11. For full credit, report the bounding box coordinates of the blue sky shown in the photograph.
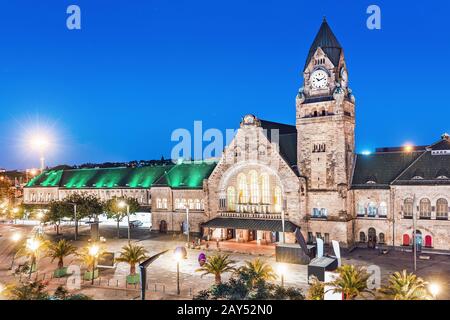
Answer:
[0,0,449,169]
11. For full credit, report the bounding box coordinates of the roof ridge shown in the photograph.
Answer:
[391,150,428,184]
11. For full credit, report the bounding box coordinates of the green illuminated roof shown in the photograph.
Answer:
[154,161,217,189]
[26,170,64,187]
[25,161,217,190]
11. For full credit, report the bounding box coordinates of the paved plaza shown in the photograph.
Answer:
[1,223,449,300]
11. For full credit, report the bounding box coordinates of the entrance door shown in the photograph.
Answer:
[248,230,256,242]
[226,229,235,240]
[368,228,377,249]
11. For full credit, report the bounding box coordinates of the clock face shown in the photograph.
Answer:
[311,69,328,89]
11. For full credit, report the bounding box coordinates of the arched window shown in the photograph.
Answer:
[436,198,448,219]
[249,170,259,204]
[379,233,385,244]
[357,202,365,216]
[261,173,270,204]
[359,232,366,243]
[227,187,236,211]
[188,199,194,210]
[368,202,377,217]
[403,198,413,218]
[419,198,431,219]
[379,202,387,217]
[156,198,162,209]
[237,173,249,204]
[180,198,186,210]
[174,198,180,210]
[274,186,282,213]
[162,198,168,209]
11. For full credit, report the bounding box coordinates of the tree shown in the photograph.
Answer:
[46,239,78,270]
[6,281,49,300]
[378,270,432,300]
[0,178,15,204]
[63,193,104,238]
[307,276,324,300]
[326,265,372,300]
[46,201,72,235]
[194,271,304,301]
[115,242,148,275]
[103,196,140,238]
[196,254,236,285]
[237,258,277,287]
[16,236,49,276]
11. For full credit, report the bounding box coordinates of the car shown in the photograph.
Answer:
[129,220,143,228]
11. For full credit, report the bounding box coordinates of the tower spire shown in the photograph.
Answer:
[304,19,342,71]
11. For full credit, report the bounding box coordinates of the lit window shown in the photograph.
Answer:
[180,198,186,210]
[238,173,249,204]
[357,202,365,216]
[419,199,431,219]
[162,198,168,209]
[227,187,236,211]
[175,198,180,210]
[368,202,377,217]
[195,199,201,210]
[188,199,194,210]
[379,202,387,217]
[436,198,448,219]
[261,173,270,204]
[156,198,162,209]
[403,198,413,217]
[249,170,259,204]
[274,186,282,213]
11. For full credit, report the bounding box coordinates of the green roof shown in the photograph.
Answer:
[26,161,217,190]
[154,161,217,189]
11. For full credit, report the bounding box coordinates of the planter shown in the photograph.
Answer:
[83,269,99,281]
[126,274,140,284]
[54,267,68,278]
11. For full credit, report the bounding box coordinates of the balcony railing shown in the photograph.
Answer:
[219,211,282,220]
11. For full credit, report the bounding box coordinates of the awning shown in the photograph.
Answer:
[202,217,299,232]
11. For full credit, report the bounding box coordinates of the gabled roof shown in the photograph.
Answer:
[304,18,343,71]
[393,138,450,185]
[260,119,298,169]
[352,137,450,188]
[351,151,423,189]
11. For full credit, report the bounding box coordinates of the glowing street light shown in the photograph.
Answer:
[403,143,414,153]
[26,238,41,278]
[118,200,131,241]
[89,244,100,285]
[30,135,49,171]
[429,283,440,299]
[277,263,287,287]
[9,232,22,270]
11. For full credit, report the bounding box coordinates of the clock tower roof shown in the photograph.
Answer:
[304,18,343,71]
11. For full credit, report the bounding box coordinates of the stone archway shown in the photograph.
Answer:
[368,228,377,249]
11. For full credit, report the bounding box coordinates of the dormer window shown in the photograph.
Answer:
[366,180,376,184]
[412,176,424,180]
[437,175,449,180]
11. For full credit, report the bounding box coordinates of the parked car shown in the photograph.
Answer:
[129,220,143,228]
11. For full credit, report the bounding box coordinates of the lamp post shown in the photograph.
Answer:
[89,244,99,285]
[277,263,287,288]
[174,250,182,295]
[185,206,190,244]
[412,195,417,272]
[281,209,286,244]
[9,232,22,270]
[27,238,40,279]
[118,200,131,241]
[69,203,78,241]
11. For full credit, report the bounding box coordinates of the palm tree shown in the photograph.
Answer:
[307,276,325,300]
[378,270,432,300]
[46,239,78,270]
[115,243,149,275]
[326,265,372,300]
[238,258,277,287]
[196,254,236,285]
[16,237,48,277]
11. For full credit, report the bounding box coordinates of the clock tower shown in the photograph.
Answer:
[296,18,355,218]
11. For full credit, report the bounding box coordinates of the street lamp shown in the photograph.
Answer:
[174,250,183,295]
[277,263,287,287]
[30,136,49,172]
[89,244,100,285]
[26,238,40,279]
[9,232,22,270]
[118,200,131,241]
[429,283,440,299]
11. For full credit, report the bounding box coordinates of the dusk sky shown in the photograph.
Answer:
[0,0,449,170]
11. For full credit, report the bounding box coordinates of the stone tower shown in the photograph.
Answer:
[296,18,355,218]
